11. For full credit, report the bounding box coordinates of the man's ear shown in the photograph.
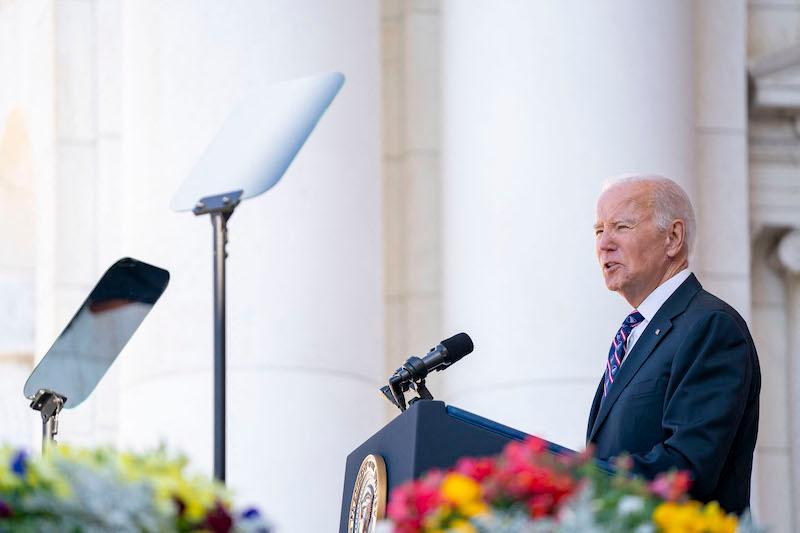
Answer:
[665,219,686,258]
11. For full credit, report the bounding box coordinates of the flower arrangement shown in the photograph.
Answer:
[381,437,763,533]
[0,445,269,532]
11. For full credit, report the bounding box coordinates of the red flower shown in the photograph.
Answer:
[649,470,692,502]
[204,502,234,533]
[523,437,548,454]
[527,493,555,518]
[612,454,633,472]
[387,472,445,532]
[484,437,576,517]
[386,436,582,529]
[454,457,496,482]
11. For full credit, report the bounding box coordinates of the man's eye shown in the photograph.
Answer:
[595,229,603,236]
[617,224,629,230]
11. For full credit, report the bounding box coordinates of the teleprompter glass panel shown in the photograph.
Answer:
[170,71,345,211]
[23,258,170,408]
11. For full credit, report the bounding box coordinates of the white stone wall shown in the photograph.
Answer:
[438,0,695,451]
[0,0,54,448]
[116,2,383,532]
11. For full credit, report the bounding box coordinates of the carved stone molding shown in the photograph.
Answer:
[778,229,800,275]
[749,119,800,232]
[749,43,800,236]
[749,43,800,116]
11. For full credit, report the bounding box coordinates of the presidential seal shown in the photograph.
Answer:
[348,454,387,533]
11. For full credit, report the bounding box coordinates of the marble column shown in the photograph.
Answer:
[439,1,696,449]
[750,231,792,531]
[117,2,382,531]
[776,229,800,530]
[693,1,750,318]
[31,0,124,448]
[382,0,444,417]
[0,110,36,447]
[0,1,40,444]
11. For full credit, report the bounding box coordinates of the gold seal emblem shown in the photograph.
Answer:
[348,454,387,533]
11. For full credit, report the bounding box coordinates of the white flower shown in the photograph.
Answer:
[374,521,395,533]
[616,495,645,516]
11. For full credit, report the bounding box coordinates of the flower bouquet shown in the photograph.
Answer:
[381,437,763,533]
[0,445,269,533]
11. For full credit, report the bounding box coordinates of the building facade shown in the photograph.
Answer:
[0,1,798,531]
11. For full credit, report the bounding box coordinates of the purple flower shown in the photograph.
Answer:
[241,507,261,520]
[239,507,270,532]
[0,500,12,518]
[10,451,27,477]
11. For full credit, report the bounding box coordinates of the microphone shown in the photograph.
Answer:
[390,332,474,385]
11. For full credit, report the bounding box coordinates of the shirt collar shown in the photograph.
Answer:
[635,269,692,322]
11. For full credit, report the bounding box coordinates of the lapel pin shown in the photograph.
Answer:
[655,328,661,335]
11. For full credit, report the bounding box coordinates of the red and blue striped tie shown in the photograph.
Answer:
[604,310,644,397]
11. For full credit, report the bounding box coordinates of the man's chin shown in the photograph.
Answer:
[603,276,623,292]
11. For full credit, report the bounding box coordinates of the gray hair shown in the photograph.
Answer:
[603,174,696,255]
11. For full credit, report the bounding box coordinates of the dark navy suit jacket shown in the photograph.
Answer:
[586,274,760,514]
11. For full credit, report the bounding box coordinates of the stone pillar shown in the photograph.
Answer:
[775,230,800,530]
[0,0,74,447]
[693,1,750,318]
[31,0,124,448]
[117,2,382,531]
[381,1,443,410]
[751,231,793,531]
[0,1,41,445]
[0,108,36,446]
[439,1,695,449]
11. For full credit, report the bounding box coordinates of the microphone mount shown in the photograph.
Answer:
[380,333,474,412]
[380,357,434,412]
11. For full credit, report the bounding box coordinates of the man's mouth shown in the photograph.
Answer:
[603,262,621,272]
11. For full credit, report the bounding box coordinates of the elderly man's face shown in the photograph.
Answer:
[594,183,670,306]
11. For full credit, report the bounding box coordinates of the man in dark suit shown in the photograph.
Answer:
[587,175,760,514]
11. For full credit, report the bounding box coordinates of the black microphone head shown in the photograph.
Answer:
[440,332,473,364]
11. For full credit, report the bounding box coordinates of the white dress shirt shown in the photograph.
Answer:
[623,269,692,360]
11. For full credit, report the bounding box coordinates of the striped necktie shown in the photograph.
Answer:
[603,310,644,397]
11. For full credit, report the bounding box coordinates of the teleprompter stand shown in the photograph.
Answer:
[29,389,67,449]
[193,190,242,481]
[170,72,346,482]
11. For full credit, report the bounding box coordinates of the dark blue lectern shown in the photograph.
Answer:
[339,400,574,532]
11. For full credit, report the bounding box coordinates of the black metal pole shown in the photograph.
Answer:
[193,190,241,483]
[211,211,229,482]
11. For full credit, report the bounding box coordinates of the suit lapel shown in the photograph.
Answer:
[588,274,702,442]
[586,377,604,442]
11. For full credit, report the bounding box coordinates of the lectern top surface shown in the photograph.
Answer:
[170,71,345,212]
[23,258,170,409]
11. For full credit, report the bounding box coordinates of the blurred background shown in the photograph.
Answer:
[1,0,799,531]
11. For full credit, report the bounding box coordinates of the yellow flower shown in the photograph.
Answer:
[653,500,738,533]
[448,518,479,532]
[459,500,489,518]
[440,473,489,520]
[442,473,481,507]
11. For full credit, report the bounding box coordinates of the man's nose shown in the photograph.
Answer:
[597,231,616,251]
